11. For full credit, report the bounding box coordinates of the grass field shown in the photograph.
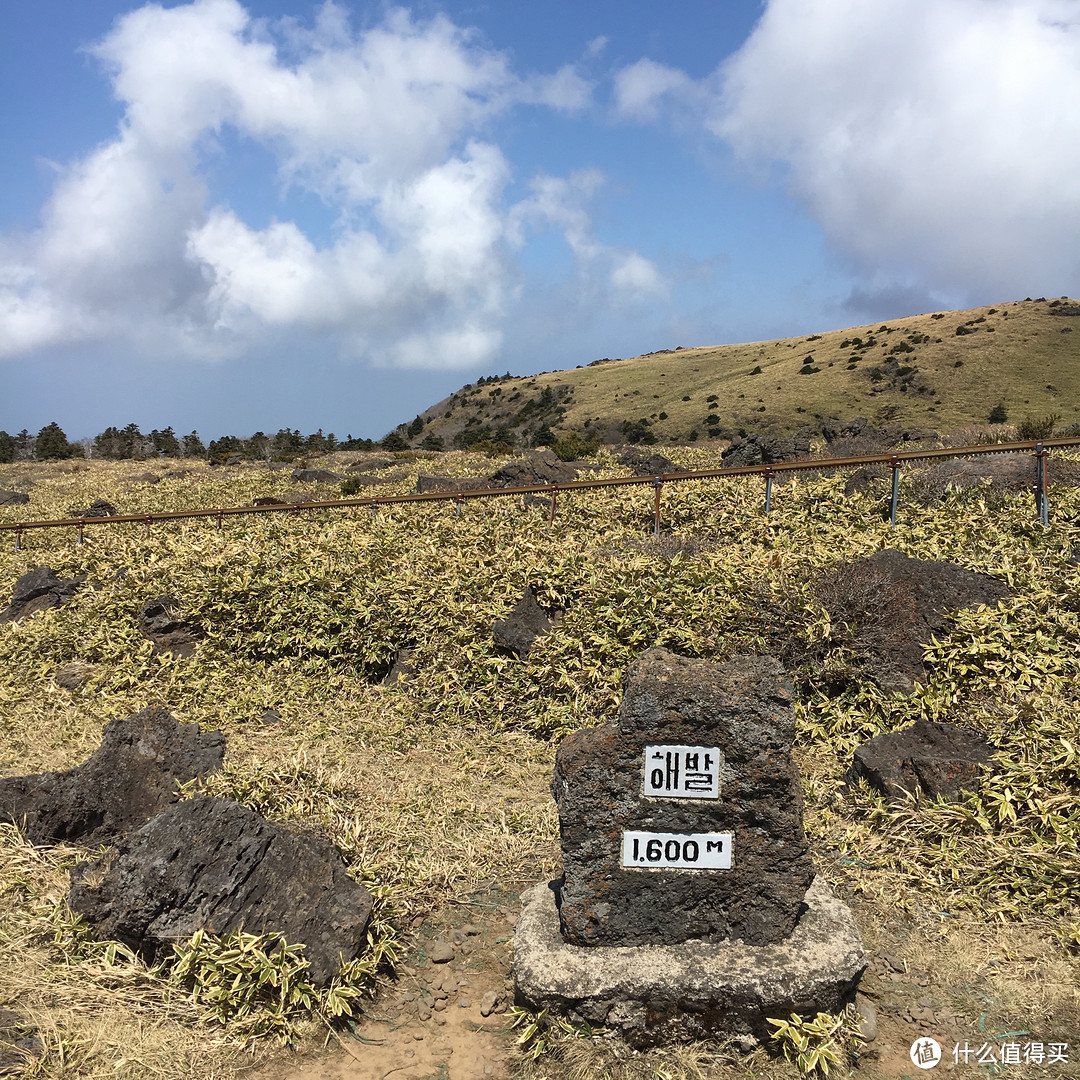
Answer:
[416,296,1080,448]
[1,448,1079,1079]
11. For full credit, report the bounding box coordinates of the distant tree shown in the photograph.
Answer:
[118,422,149,459]
[339,433,376,451]
[419,432,445,451]
[407,415,424,438]
[207,434,244,459]
[151,426,182,458]
[0,430,17,464]
[245,431,271,460]
[93,426,124,459]
[182,431,206,458]
[380,432,409,451]
[533,425,557,447]
[306,429,329,453]
[16,430,34,458]
[34,421,78,460]
[988,403,1009,424]
[271,429,305,459]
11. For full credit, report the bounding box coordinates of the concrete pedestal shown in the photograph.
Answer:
[513,875,866,1048]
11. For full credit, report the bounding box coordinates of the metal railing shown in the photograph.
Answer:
[2,438,1078,550]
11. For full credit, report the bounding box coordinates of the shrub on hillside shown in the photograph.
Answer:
[1016,413,1061,441]
[552,432,600,461]
[988,403,1009,424]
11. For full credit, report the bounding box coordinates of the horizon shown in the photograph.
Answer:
[3,0,1079,443]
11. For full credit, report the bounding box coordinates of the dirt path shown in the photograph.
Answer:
[250,885,521,1080]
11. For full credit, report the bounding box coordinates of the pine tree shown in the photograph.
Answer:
[34,421,76,460]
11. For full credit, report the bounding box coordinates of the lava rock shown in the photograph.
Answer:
[0,490,29,506]
[0,566,86,624]
[54,661,97,690]
[416,475,491,495]
[488,450,581,487]
[70,499,119,518]
[721,428,811,468]
[617,450,689,477]
[138,597,203,657]
[381,647,415,685]
[290,468,342,484]
[552,647,814,947]
[0,706,225,845]
[68,796,373,985]
[493,587,561,659]
[920,453,1038,492]
[848,720,997,800]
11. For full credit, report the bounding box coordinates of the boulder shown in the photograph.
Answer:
[844,465,887,496]
[552,648,814,947]
[0,706,225,845]
[291,468,342,484]
[493,587,561,659]
[721,428,811,469]
[488,450,581,488]
[138,597,203,657]
[381,647,415,686]
[0,567,86,624]
[54,661,97,690]
[70,499,119,518]
[68,796,373,986]
[617,450,689,477]
[848,721,997,800]
[253,496,290,507]
[813,549,1009,692]
[0,490,29,506]
[345,457,396,472]
[919,453,1036,492]
[342,474,393,486]
[416,475,491,495]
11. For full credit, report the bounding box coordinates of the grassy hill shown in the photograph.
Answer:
[1,452,1080,1079]
[406,296,1080,450]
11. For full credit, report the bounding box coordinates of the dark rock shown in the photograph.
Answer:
[488,450,581,487]
[721,428,811,469]
[253,496,290,506]
[382,647,415,685]
[70,498,118,518]
[617,449,689,477]
[291,468,342,484]
[54,661,97,690]
[844,465,887,496]
[0,490,29,506]
[521,493,553,511]
[552,648,814,947]
[259,709,282,726]
[821,417,879,443]
[138,597,203,657]
[918,453,1037,492]
[345,457,396,472]
[848,721,997,800]
[813,550,1009,692]
[493,587,560,658]
[0,706,224,845]
[129,473,161,485]
[68,796,373,985]
[225,453,245,466]
[0,566,86,624]
[416,475,491,495]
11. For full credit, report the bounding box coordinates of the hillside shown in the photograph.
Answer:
[403,296,1080,449]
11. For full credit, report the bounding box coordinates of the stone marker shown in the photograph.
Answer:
[552,648,813,946]
[514,646,866,1046]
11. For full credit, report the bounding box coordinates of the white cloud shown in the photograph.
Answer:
[613,0,1080,300]
[0,0,638,368]
[611,252,664,296]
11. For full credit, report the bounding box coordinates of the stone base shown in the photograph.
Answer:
[513,875,866,1048]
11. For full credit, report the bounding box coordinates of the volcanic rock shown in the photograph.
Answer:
[848,720,997,800]
[493,587,561,659]
[68,796,373,985]
[488,449,581,487]
[291,468,342,484]
[721,428,811,468]
[0,706,225,845]
[416,475,491,495]
[70,499,119,518]
[0,490,29,506]
[138,597,203,657]
[0,566,86,624]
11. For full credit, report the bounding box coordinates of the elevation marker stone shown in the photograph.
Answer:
[513,647,866,1046]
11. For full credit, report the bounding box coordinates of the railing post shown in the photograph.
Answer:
[14,526,23,552]
[77,519,85,546]
[1034,443,1049,525]
[764,468,774,515]
[144,515,153,538]
[456,495,463,517]
[371,502,377,520]
[652,476,663,536]
[889,457,901,529]
[216,509,223,530]
[549,485,558,526]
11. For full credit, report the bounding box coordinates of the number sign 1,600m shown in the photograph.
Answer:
[621,830,733,870]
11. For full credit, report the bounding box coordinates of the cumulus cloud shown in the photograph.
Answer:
[0,0,636,368]
[618,0,1080,300]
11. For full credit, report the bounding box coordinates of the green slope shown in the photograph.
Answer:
[403,296,1080,448]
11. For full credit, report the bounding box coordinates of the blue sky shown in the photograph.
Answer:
[2,0,1078,443]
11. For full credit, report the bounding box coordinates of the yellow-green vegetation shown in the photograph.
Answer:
[417,296,1080,447]
[2,450,1080,1079]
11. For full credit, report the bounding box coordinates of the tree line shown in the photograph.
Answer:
[0,422,386,463]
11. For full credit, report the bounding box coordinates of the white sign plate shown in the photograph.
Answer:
[621,830,733,870]
[642,745,721,799]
